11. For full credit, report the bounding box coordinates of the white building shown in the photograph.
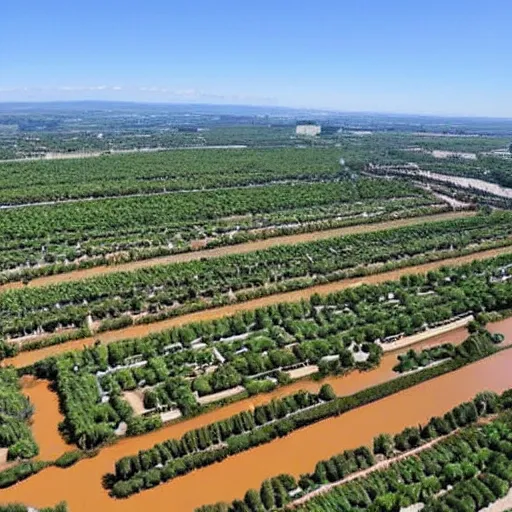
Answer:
[296,124,321,136]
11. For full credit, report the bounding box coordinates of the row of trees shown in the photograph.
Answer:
[109,387,331,496]
[393,343,456,373]
[0,503,67,512]
[0,147,345,205]
[2,195,440,281]
[107,330,502,498]
[25,254,512,450]
[198,388,512,512]
[3,211,511,339]
[0,177,426,273]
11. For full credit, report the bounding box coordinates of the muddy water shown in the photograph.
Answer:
[5,244,512,370]
[2,318,511,511]
[0,211,474,292]
[21,376,70,461]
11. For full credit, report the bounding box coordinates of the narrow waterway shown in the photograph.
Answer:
[0,210,473,292]
[2,318,511,512]
[21,376,70,461]
[4,244,512,370]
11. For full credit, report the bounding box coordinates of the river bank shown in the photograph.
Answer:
[3,317,511,512]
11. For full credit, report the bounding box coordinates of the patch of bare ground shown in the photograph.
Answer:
[381,316,474,353]
[196,386,246,405]
[122,390,148,417]
[287,365,319,379]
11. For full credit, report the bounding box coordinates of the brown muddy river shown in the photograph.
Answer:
[2,318,511,512]
[0,210,473,292]
[21,376,70,461]
[5,244,512,370]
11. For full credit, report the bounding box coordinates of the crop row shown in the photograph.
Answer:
[297,409,512,512]
[0,147,346,205]
[108,387,332,492]
[0,178,425,246]
[2,212,511,340]
[0,191,440,275]
[24,254,512,450]
[0,503,67,512]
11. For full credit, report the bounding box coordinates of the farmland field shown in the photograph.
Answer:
[2,212,510,345]
[1,118,512,512]
[0,177,443,279]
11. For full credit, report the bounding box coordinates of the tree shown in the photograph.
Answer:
[115,457,133,480]
[231,500,250,512]
[244,489,264,512]
[372,493,400,512]
[443,463,464,484]
[192,376,213,396]
[209,364,242,392]
[373,433,394,457]
[474,391,499,415]
[260,480,275,510]
[319,384,336,401]
[313,461,328,483]
[271,478,289,508]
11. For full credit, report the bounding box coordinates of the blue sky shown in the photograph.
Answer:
[1,0,511,116]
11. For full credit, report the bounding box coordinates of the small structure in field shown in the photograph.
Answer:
[296,122,321,136]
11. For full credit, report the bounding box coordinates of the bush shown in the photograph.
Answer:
[54,450,82,468]
[7,438,39,460]
[319,384,336,401]
[374,433,394,457]
[0,461,47,489]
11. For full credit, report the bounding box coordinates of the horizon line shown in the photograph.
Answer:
[1,99,512,122]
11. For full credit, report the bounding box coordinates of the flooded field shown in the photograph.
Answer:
[3,318,511,512]
[0,210,473,292]
[5,244,512,369]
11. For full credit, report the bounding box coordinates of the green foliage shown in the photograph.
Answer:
[288,414,512,512]
[28,253,512,451]
[0,504,67,512]
[393,343,456,373]
[0,461,47,488]
[374,433,394,457]
[54,450,83,468]
[0,367,38,459]
[109,328,507,499]
[0,161,430,282]
[319,384,336,401]
[3,212,512,340]
[109,390,322,495]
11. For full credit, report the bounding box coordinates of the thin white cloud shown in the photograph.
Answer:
[57,85,118,92]
[0,85,276,105]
